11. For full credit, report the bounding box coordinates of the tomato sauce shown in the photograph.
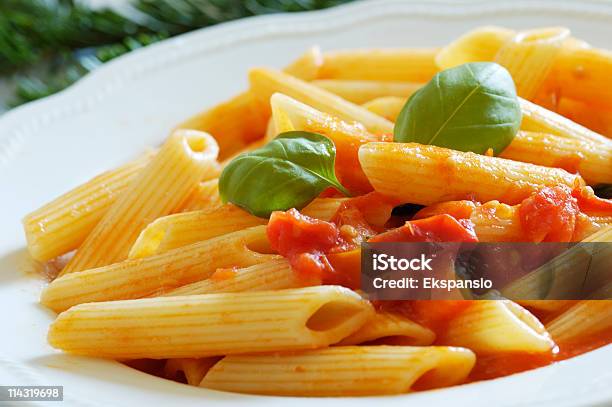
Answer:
[518,185,580,242]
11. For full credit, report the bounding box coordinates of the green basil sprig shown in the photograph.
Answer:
[394,62,522,155]
[219,131,349,218]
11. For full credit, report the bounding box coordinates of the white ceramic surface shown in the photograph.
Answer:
[1,1,611,406]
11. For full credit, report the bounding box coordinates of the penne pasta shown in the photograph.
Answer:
[470,201,524,242]
[47,286,375,359]
[557,97,612,138]
[436,26,514,69]
[546,300,612,344]
[161,258,314,296]
[359,142,581,206]
[270,92,380,193]
[500,131,612,185]
[439,301,556,354]
[249,68,394,135]
[495,27,570,100]
[178,178,222,212]
[520,98,611,145]
[554,45,612,110]
[319,48,439,83]
[362,96,406,122]
[41,226,276,312]
[301,197,347,221]
[338,311,435,346]
[177,47,323,159]
[128,204,265,259]
[201,346,475,396]
[311,80,421,104]
[22,151,153,262]
[59,130,220,276]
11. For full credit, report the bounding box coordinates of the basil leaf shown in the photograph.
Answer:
[219,131,349,218]
[394,62,521,155]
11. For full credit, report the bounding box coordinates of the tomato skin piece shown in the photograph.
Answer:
[572,186,612,215]
[518,186,580,242]
[369,214,478,243]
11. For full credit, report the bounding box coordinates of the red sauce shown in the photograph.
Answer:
[267,209,345,284]
[572,186,612,215]
[518,186,580,242]
[369,214,478,243]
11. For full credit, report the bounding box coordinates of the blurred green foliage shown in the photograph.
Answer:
[1,0,353,107]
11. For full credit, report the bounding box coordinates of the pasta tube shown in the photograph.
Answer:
[439,301,555,353]
[500,131,612,185]
[60,130,220,276]
[270,93,379,194]
[128,204,265,258]
[362,96,406,122]
[319,48,439,83]
[311,80,421,104]
[554,45,612,110]
[520,98,611,145]
[161,258,314,296]
[359,142,581,206]
[338,311,435,346]
[436,26,514,69]
[495,27,570,100]
[301,198,347,221]
[201,346,475,396]
[22,151,153,262]
[249,68,394,135]
[546,300,612,344]
[177,47,323,159]
[41,226,276,312]
[47,286,375,359]
[179,178,221,212]
[557,97,612,138]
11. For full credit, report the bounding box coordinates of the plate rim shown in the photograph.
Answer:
[1,0,611,405]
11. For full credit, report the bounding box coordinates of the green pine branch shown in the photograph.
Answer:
[1,0,353,108]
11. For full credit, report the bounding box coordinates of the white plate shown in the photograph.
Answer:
[1,0,611,405]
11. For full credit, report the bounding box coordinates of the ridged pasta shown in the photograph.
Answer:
[178,178,221,212]
[270,93,379,193]
[520,97,611,145]
[311,80,421,104]
[435,26,514,69]
[359,142,581,206]
[362,96,406,122]
[554,45,612,110]
[201,346,475,396]
[338,311,435,346]
[439,301,555,353]
[546,300,612,344]
[176,47,323,159]
[161,258,313,296]
[500,131,612,185]
[319,48,439,83]
[59,130,220,276]
[22,151,153,262]
[248,68,393,135]
[301,198,347,221]
[47,286,375,359]
[41,226,276,312]
[495,27,570,100]
[128,204,265,258]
